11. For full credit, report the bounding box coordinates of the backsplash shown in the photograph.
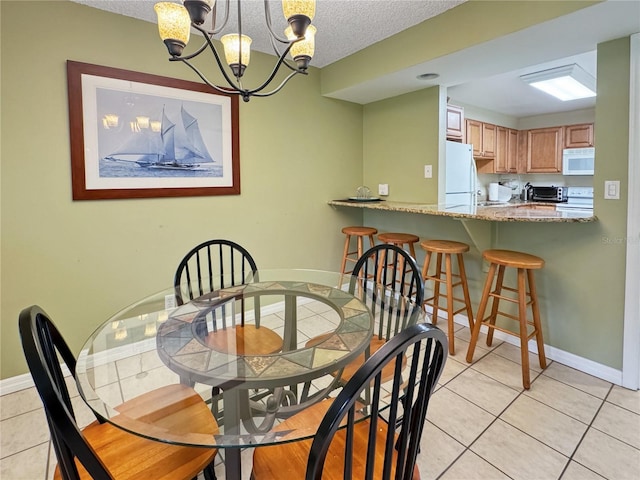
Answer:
[477,173,593,200]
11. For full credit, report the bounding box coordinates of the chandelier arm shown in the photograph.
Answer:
[176,58,248,97]
[243,43,301,94]
[210,0,230,35]
[264,0,291,44]
[248,70,306,98]
[267,35,301,73]
[186,24,246,90]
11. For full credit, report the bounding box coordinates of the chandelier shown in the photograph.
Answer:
[154,0,317,102]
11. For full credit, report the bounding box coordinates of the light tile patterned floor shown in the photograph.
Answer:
[2,323,639,479]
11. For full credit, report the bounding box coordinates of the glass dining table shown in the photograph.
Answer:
[75,269,425,479]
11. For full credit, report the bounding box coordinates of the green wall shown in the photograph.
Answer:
[363,87,441,203]
[361,37,631,368]
[0,1,363,379]
[0,1,633,380]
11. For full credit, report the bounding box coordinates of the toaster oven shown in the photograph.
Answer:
[527,186,568,203]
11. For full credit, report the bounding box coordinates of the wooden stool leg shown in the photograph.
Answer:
[340,234,351,275]
[357,236,364,259]
[367,234,375,250]
[528,269,547,369]
[517,268,531,389]
[432,253,443,324]
[445,253,455,355]
[467,262,497,363]
[457,253,475,331]
[422,251,434,323]
[486,265,505,347]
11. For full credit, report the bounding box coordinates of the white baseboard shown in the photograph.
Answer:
[424,307,623,386]
[2,305,623,397]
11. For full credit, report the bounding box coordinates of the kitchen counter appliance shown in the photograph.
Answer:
[526,186,568,203]
[556,186,594,214]
[563,147,595,175]
[445,141,477,207]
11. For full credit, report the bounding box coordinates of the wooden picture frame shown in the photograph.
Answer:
[67,61,240,200]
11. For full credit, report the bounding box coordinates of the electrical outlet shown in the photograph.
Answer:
[604,180,620,199]
[378,184,389,196]
[424,165,433,178]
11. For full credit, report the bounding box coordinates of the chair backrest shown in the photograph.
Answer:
[19,305,112,480]
[174,239,258,305]
[305,322,448,480]
[349,243,425,340]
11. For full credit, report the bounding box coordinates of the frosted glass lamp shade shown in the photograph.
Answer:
[282,0,315,37]
[282,0,316,20]
[221,34,252,77]
[286,25,315,70]
[155,2,191,56]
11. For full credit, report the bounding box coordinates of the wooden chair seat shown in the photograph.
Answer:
[252,399,419,480]
[54,384,218,480]
[205,325,284,355]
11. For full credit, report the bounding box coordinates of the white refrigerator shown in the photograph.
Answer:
[445,141,477,207]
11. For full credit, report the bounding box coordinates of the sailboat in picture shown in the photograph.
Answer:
[103,105,216,170]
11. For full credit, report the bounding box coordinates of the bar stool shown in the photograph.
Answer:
[377,232,419,258]
[420,240,474,355]
[466,249,547,389]
[340,226,377,276]
[377,232,420,291]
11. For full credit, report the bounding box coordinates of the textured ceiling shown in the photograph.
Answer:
[72,0,466,68]
[70,1,640,115]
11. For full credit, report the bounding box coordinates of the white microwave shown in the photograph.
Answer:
[563,147,595,175]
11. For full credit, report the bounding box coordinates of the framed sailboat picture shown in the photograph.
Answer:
[67,61,240,200]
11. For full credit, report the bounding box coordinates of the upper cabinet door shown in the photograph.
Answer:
[446,105,464,141]
[465,119,496,158]
[526,127,563,173]
[564,123,594,148]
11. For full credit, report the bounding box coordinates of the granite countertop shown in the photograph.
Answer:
[328,199,597,223]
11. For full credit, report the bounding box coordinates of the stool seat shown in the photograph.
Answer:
[467,248,547,389]
[421,239,474,355]
[420,239,470,255]
[483,249,545,269]
[342,226,377,236]
[378,233,420,245]
[340,226,377,278]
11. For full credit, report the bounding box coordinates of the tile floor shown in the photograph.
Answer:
[2,322,639,479]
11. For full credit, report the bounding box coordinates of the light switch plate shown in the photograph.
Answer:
[424,165,433,178]
[378,184,389,196]
[604,180,620,199]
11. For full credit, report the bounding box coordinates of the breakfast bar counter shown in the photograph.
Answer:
[328,199,597,223]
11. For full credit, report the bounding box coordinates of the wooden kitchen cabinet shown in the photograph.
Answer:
[525,127,563,173]
[446,104,464,141]
[492,126,519,174]
[507,128,518,172]
[564,123,594,148]
[466,119,496,158]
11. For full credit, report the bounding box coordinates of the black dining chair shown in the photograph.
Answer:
[174,239,283,355]
[251,321,448,479]
[18,305,219,480]
[306,243,425,387]
[174,239,283,414]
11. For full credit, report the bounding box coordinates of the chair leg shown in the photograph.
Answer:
[445,253,455,355]
[432,253,443,324]
[486,265,505,347]
[340,234,351,275]
[517,268,531,389]
[457,253,475,331]
[528,269,547,369]
[203,460,217,480]
[467,262,497,363]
